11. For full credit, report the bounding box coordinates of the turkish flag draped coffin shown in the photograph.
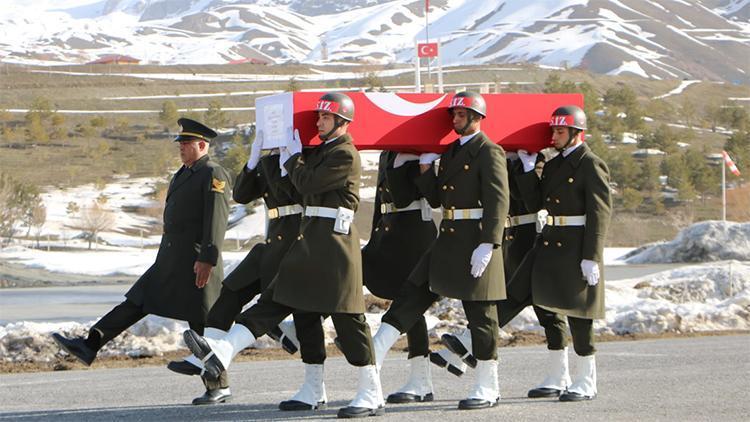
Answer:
[255,92,584,153]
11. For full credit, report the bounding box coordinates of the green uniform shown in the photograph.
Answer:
[382,132,510,362]
[362,151,437,358]
[124,154,230,326]
[513,143,612,320]
[362,151,437,299]
[410,132,509,301]
[270,134,365,314]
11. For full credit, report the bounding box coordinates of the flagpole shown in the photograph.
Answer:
[425,1,430,81]
[722,154,726,221]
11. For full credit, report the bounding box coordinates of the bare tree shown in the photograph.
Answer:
[79,198,116,250]
[30,203,46,248]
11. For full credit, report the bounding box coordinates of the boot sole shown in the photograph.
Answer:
[279,400,327,411]
[182,330,224,382]
[429,352,465,377]
[386,392,434,404]
[192,395,232,405]
[337,406,386,418]
[51,333,95,366]
[441,334,477,368]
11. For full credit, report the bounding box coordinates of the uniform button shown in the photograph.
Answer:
[543,241,549,246]
[378,187,383,192]
[385,188,390,193]
[384,227,390,232]
[440,227,445,232]
[266,239,271,244]
[277,235,282,240]
[297,234,304,240]
[442,185,448,190]
[167,242,171,247]
[546,197,551,202]
[556,242,562,247]
[555,199,560,204]
[264,193,269,197]
[449,228,455,233]
[449,185,455,190]
[374,227,379,232]
[509,235,514,240]
[464,164,469,170]
[440,166,444,171]
[568,177,574,183]
[451,206,456,210]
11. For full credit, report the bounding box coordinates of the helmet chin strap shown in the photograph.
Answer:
[455,111,476,135]
[555,128,581,152]
[320,116,345,141]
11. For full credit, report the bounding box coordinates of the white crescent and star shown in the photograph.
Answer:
[363,93,447,117]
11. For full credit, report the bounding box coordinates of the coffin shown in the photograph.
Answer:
[255,92,584,153]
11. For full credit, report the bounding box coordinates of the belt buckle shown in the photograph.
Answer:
[443,209,454,220]
[267,208,279,219]
[504,216,511,228]
[545,215,554,226]
[380,204,387,214]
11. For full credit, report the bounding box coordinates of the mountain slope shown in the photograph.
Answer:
[0,0,748,82]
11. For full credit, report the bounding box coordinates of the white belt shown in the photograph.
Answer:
[304,206,339,219]
[380,200,421,214]
[545,215,586,226]
[505,213,536,228]
[442,207,483,220]
[267,204,303,219]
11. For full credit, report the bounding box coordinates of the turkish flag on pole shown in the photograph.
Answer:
[425,0,429,11]
[418,43,438,58]
[722,150,742,176]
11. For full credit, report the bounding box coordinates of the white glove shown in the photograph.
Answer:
[286,127,302,156]
[470,243,493,278]
[517,149,537,173]
[279,147,291,177]
[505,151,518,161]
[581,259,600,286]
[419,153,440,165]
[246,130,264,170]
[393,153,420,168]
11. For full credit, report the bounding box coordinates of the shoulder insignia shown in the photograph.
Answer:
[211,177,226,193]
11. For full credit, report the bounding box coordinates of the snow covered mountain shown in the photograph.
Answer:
[1,0,748,82]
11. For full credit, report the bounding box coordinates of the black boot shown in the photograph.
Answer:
[51,333,97,366]
[167,360,202,376]
[192,388,232,405]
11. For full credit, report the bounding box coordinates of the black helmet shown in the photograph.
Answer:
[315,92,355,122]
[447,91,486,118]
[550,105,587,130]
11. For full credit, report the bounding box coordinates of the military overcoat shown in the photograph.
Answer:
[126,154,230,325]
[513,143,612,319]
[223,154,302,293]
[502,158,540,281]
[271,134,365,314]
[361,151,437,299]
[410,132,510,301]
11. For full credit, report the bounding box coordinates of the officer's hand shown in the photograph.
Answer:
[517,150,538,173]
[286,127,302,156]
[470,243,493,278]
[393,153,420,168]
[580,259,600,286]
[247,130,264,170]
[194,261,213,288]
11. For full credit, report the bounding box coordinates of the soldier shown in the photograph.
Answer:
[52,118,231,372]
[438,150,575,398]
[369,91,510,410]
[167,131,313,406]
[181,93,386,418]
[360,150,438,403]
[511,105,612,401]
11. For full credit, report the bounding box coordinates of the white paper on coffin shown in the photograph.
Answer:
[256,92,293,149]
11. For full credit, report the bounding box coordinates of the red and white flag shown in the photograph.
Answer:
[425,0,429,12]
[722,150,741,176]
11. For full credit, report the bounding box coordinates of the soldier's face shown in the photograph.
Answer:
[179,140,206,166]
[451,108,479,135]
[317,111,347,139]
[551,127,571,149]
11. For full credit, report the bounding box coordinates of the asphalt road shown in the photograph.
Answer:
[1,335,748,421]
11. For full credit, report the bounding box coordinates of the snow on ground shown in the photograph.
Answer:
[652,80,701,99]
[625,221,750,264]
[2,260,748,363]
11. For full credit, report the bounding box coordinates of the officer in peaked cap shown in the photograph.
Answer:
[52,117,231,375]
